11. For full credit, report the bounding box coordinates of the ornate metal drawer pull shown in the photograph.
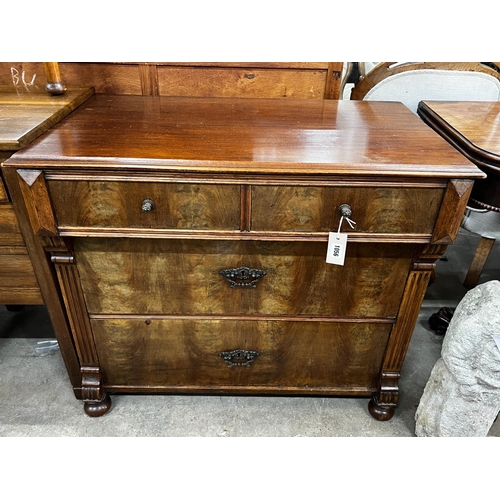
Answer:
[220,266,267,288]
[141,198,155,213]
[219,349,260,367]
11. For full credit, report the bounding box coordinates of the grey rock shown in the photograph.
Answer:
[415,280,500,437]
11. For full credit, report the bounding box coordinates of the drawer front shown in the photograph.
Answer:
[92,318,392,390]
[76,238,413,317]
[0,204,26,247]
[251,186,444,234]
[157,67,328,99]
[48,180,241,231]
[0,253,42,304]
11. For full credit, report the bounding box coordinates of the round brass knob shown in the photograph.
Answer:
[141,199,155,213]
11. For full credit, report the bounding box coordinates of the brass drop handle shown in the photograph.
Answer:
[338,204,352,218]
[142,199,155,213]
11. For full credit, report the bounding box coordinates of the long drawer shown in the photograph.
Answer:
[76,238,413,317]
[92,318,392,391]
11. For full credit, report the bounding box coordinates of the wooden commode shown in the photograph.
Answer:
[2,95,484,419]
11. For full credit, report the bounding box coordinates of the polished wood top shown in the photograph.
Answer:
[5,95,483,178]
[418,101,500,168]
[0,86,94,151]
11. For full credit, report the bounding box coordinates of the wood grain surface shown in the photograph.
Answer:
[5,96,482,179]
[418,100,499,210]
[75,238,413,317]
[419,101,500,157]
[252,185,444,234]
[0,253,41,304]
[48,180,240,230]
[0,86,94,150]
[2,94,486,417]
[0,62,342,99]
[91,318,392,390]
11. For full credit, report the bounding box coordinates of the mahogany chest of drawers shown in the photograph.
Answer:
[2,95,483,419]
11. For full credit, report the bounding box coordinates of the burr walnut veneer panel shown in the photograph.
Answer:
[75,238,412,317]
[91,319,392,391]
[48,181,241,231]
[251,185,444,234]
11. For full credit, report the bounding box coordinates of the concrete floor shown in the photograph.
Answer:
[1,228,499,437]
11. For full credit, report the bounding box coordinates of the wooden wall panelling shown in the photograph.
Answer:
[0,63,344,99]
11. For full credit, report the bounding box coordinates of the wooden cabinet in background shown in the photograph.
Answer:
[0,86,94,306]
[2,95,483,419]
[0,62,343,99]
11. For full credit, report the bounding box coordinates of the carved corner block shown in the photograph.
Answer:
[432,179,473,244]
[81,366,104,401]
[413,244,448,270]
[16,169,59,237]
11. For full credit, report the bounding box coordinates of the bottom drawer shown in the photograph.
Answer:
[92,318,392,391]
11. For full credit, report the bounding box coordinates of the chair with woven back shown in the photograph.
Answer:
[350,62,500,288]
[350,62,500,111]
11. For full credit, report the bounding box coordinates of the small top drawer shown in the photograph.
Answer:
[251,185,445,235]
[48,180,241,231]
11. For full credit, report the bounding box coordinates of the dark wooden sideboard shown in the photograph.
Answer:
[2,95,484,419]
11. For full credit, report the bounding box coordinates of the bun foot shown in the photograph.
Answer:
[368,398,395,421]
[84,394,112,417]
